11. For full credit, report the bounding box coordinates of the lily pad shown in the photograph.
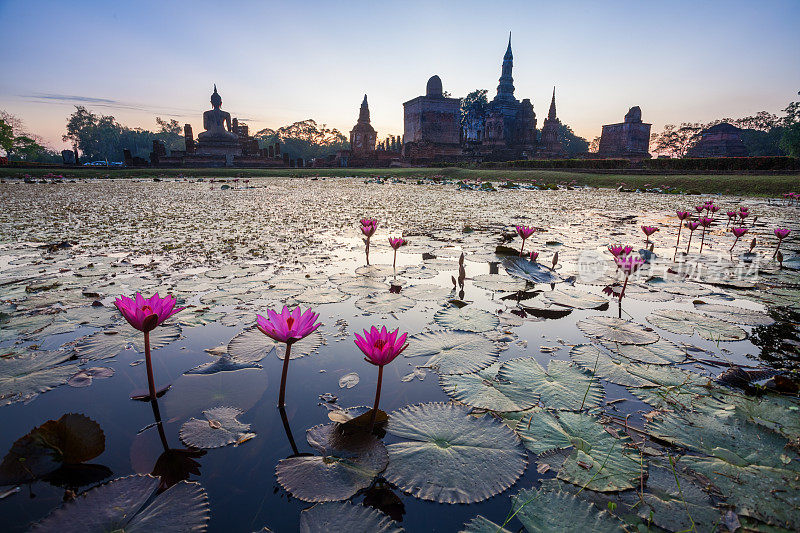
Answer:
[460,516,512,533]
[298,501,403,533]
[73,323,181,360]
[275,423,388,502]
[542,288,609,310]
[569,344,654,387]
[503,256,561,284]
[179,406,253,449]
[602,338,687,365]
[510,488,625,532]
[0,350,79,406]
[355,293,415,314]
[227,326,323,362]
[472,274,527,293]
[647,309,747,341]
[67,367,115,388]
[383,403,527,504]
[577,316,659,345]
[296,286,348,305]
[692,300,775,326]
[403,331,499,374]
[439,362,539,412]
[434,306,499,333]
[498,359,604,410]
[338,372,359,389]
[30,474,210,532]
[184,355,262,375]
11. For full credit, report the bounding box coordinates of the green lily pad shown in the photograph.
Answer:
[515,410,639,492]
[498,359,604,411]
[472,274,527,293]
[503,257,561,284]
[577,317,659,345]
[646,309,747,341]
[354,293,415,314]
[227,326,323,362]
[434,306,499,333]
[29,474,210,532]
[73,323,181,360]
[692,300,775,326]
[602,338,687,365]
[542,288,609,310]
[440,362,539,412]
[569,344,654,387]
[459,516,512,533]
[403,331,499,374]
[384,403,527,504]
[179,406,253,449]
[295,286,348,305]
[275,423,388,502]
[298,501,403,533]
[0,350,79,406]
[510,488,625,532]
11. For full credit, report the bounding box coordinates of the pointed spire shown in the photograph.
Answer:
[213,84,218,94]
[548,86,557,120]
[358,94,370,124]
[504,31,513,60]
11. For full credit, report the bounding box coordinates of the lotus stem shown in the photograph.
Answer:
[699,226,707,254]
[369,365,384,432]
[150,398,169,452]
[278,342,292,408]
[519,238,526,257]
[392,249,397,269]
[773,241,782,259]
[685,232,693,254]
[278,406,299,456]
[143,331,157,402]
[365,237,371,265]
[673,223,683,261]
[620,274,629,301]
[729,237,739,253]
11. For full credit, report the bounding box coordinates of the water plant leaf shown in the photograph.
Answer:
[434,306,499,333]
[542,288,609,310]
[439,362,539,412]
[298,501,403,533]
[0,413,105,485]
[355,293,415,314]
[403,331,499,374]
[67,366,115,387]
[576,316,659,345]
[498,358,603,411]
[338,372,359,389]
[73,323,181,360]
[459,516,512,533]
[275,423,388,502]
[646,309,747,341]
[227,326,323,362]
[296,286,348,305]
[184,355,261,375]
[602,338,687,365]
[29,474,210,532]
[163,369,268,421]
[569,344,654,387]
[692,300,775,326]
[337,277,388,295]
[510,488,625,532]
[503,256,561,284]
[515,410,639,492]
[0,350,79,405]
[383,403,527,504]
[400,283,452,301]
[179,406,253,449]
[472,274,527,292]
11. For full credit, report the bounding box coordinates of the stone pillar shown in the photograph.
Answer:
[282,153,289,166]
[184,124,195,154]
[268,145,274,158]
[275,142,281,156]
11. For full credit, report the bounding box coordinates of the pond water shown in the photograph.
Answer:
[0,177,798,532]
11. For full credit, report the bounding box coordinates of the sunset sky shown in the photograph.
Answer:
[1,0,798,150]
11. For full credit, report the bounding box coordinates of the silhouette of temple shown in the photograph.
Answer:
[537,87,566,159]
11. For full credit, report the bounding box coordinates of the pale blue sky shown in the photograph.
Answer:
[1,0,798,149]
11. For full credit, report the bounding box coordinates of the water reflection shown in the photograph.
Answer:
[147,398,205,492]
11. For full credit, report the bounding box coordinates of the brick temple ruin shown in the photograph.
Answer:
[685,122,749,158]
[597,106,652,160]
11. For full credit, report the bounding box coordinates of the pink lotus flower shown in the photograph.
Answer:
[115,293,184,333]
[694,205,704,213]
[614,255,644,300]
[529,251,539,262]
[115,293,184,401]
[360,219,378,265]
[257,306,321,408]
[361,218,377,227]
[676,211,690,220]
[355,326,409,430]
[389,236,407,268]
[729,227,748,252]
[608,245,625,257]
[361,222,377,238]
[641,225,659,246]
[774,227,791,258]
[516,225,535,255]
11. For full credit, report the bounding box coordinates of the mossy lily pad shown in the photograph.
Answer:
[298,501,403,533]
[569,344,654,387]
[29,474,210,532]
[602,338,687,365]
[646,309,747,341]
[179,406,253,449]
[439,362,539,412]
[498,359,604,411]
[403,331,499,374]
[275,423,388,502]
[510,487,625,532]
[383,403,527,504]
[434,306,499,333]
[577,316,659,345]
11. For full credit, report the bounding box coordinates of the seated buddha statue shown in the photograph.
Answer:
[197,85,238,142]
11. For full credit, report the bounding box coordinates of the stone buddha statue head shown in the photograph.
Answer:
[211,84,223,109]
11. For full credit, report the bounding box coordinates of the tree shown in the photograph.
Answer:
[255,119,348,161]
[156,117,182,135]
[588,136,601,153]
[555,123,589,156]
[0,119,13,155]
[779,123,800,157]
[460,90,488,142]
[650,123,702,158]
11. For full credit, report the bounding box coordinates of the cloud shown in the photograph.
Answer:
[20,92,198,117]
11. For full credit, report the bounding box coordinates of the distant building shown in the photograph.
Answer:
[401,75,463,163]
[349,95,377,154]
[685,122,748,158]
[598,106,651,159]
[537,87,566,159]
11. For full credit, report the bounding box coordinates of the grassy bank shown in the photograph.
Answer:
[1,166,797,196]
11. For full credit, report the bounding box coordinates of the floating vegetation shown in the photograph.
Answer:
[179,406,254,449]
